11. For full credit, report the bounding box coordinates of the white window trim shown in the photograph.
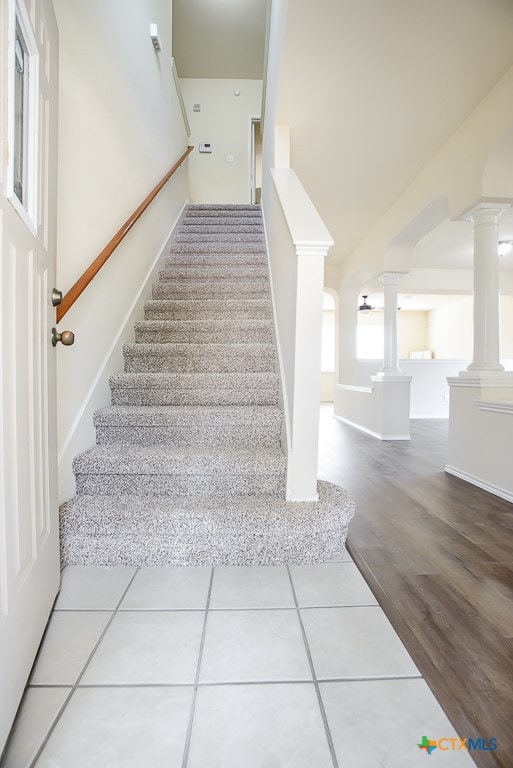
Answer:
[6,0,39,236]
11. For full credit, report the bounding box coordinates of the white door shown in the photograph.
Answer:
[0,0,60,751]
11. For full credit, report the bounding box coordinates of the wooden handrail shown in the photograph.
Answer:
[56,145,194,322]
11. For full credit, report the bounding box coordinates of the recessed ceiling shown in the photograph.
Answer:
[173,0,267,79]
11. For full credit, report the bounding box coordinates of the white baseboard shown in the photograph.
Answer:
[445,465,513,504]
[287,493,320,503]
[333,414,410,441]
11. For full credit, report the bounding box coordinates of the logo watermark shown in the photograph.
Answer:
[417,736,497,754]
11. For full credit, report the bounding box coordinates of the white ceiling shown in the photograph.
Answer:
[411,208,513,270]
[172,0,267,79]
[361,293,470,312]
[276,0,513,264]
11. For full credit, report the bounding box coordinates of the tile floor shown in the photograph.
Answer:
[2,553,476,767]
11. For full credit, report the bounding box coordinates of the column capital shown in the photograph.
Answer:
[378,271,408,285]
[460,199,511,223]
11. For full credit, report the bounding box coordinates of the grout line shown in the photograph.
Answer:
[52,602,379,613]
[286,566,340,768]
[180,568,214,768]
[27,568,140,768]
[27,672,424,691]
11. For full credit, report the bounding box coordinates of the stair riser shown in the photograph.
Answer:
[175,234,265,243]
[110,389,279,406]
[182,217,263,226]
[134,328,273,344]
[159,267,268,280]
[165,254,267,267]
[123,354,276,373]
[179,226,263,234]
[144,307,271,321]
[169,244,265,254]
[75,473,286,498]
[188,204,259,211]
[95,424,281,448]
[152,285,269,300]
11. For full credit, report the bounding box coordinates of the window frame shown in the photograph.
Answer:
[6,0,39,235]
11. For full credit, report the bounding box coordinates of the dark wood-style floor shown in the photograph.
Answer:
[318,406,513,768]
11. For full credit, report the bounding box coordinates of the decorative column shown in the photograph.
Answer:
[465,204,507,372]
[378,272,405,375]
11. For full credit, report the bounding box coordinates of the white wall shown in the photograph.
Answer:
[427,297,473,359]
[427,295,513,360]
[180,79,262,203]
[54,0,189,501]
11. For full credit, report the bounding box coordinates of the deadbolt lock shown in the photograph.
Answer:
[51,288,63,307]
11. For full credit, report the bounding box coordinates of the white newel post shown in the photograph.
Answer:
[379,272,404,375]
[465,204,507,372]
[287,243,330,501]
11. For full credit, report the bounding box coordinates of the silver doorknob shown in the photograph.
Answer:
[51,328,75,347]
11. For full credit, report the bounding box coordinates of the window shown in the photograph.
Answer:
[13,23,29,205]
[8,1,38,232]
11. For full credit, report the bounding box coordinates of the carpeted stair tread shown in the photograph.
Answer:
[123,343,276,373]
[73,444,286,474]
[169,243,266,254]
[188,204,259,211]
[134,319,273,344]
[94,404,282,447]
[159,265,268,280]
[164,253,266,267]
[109,371,279,406]
[179,225,263,234]
[73,446,286,497]
[59,481,354,566]
[152,281,269,300]
[175,234,265,244]
[94,404,282,426]
[61,202,353,565]
[182,217,263,226]
[143,299,271,321]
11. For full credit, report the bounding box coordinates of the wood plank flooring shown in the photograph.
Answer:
[318,406,513,768]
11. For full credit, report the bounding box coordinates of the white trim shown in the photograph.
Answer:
[6,0,40,234]
[288,493,320,503]
[170,58,190,137]
[337,383,373,394]
[447,374,513,388]
[58,201,188,464]
[271,168,334,250]
[333,413,410,441]
[410,414,449,420]
[248,115,261,205]
[371,375,412,384]
[260,207,291,460]
[445,465,513,504]
[477,399,513,414]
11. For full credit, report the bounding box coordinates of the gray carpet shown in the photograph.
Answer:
[60,204,354,565]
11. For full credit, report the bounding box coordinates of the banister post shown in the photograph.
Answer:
[286,242,331,501]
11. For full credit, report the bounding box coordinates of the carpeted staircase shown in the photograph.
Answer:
[60,204,354,565]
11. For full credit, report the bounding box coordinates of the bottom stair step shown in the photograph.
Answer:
[60,481,355,566]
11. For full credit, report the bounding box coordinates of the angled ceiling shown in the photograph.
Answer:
[172,0,267,79]
[276,0,513,264]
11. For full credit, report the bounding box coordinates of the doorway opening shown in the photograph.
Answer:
[250,118,262,204]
